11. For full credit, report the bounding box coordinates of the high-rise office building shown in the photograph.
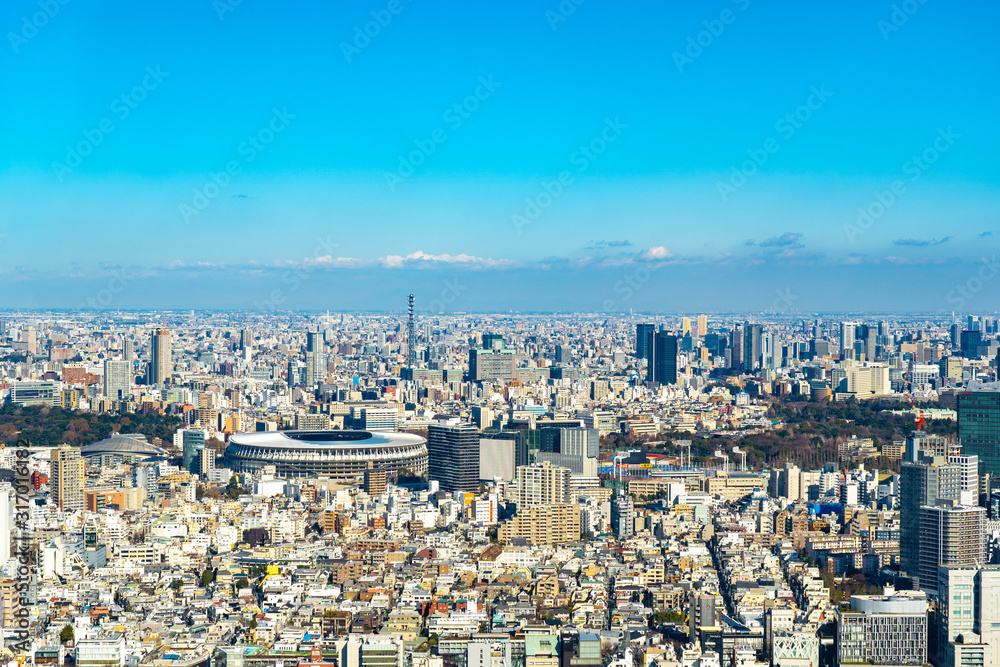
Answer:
[103,359,130,400]
[427,421,480,494]
[645,330,677,384]
[24,326,37,355]
[635,323,655,359]
[480,430,530,474]
[854,323,877,360]
[917,502,985,594]
[515,461,571,508]
[697,314,708,337]
[554,344,571,364]
[958,391,1000,477]
[681,317,691,336]
[181,429,207,474]
[961,330,982,358]
[836,593,927,666]
[938,565,1000,667]
[951,323,961,348]
[899,456,962,586]
[468,348,516,382]
[610,491,634,539]
[948,454,980,506]
[305,331,326,386]
[51,446,84,511]
[149,328,172,387]
[479,437,518,482]
[725,325,740,370]
[481,333,504,351]
[742,324,763,371]
[840,322,856,360]
[123,338,135,362]
[534,427,599,478]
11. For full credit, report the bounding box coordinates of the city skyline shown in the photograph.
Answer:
[2,0,999,310]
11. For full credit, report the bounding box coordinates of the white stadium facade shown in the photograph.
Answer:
[223,430,428,480]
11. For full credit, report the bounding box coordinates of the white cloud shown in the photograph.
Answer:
[643,246,674,260]
[379,250,519,269]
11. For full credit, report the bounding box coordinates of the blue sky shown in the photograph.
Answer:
[1,0,998,312]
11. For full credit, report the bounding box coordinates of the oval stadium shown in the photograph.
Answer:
[223,430,428,480]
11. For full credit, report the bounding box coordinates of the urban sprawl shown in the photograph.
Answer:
[0,307,999,667]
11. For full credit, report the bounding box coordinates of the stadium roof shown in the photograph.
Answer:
[228,430,425,450]
[80,434,167,458]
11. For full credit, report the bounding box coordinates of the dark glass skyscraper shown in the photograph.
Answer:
[635,323,655,359]
[181,429,206,474]
[742,324,763,371]
[427,421,480,494]
[961,330,982,358]
[645,330,677,385]
[958,391,1000,477]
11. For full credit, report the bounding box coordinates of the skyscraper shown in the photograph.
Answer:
[305,330,326,386]
[149,328,172,387]
[697,314,707,337]
[181,429,207,474]
[681,317,691,336]
[51,445,84,511]
[899,456,962,587]
[635,323,655,359]
[24,326,36,355]
[961,330,982,358]
[742,324,763,371]
[957,391,1000,477]
[731,324,743,369]
[917,502,985,594]
[427,421,480,494]
[406,293,416,369]
[103,359,130,400]
[648,331,677,385]
[840,322,856,360]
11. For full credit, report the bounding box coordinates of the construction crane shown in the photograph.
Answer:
[904,392,926,431]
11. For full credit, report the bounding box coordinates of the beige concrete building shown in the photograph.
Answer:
[51,445,84,511]
[498,504,581,545]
